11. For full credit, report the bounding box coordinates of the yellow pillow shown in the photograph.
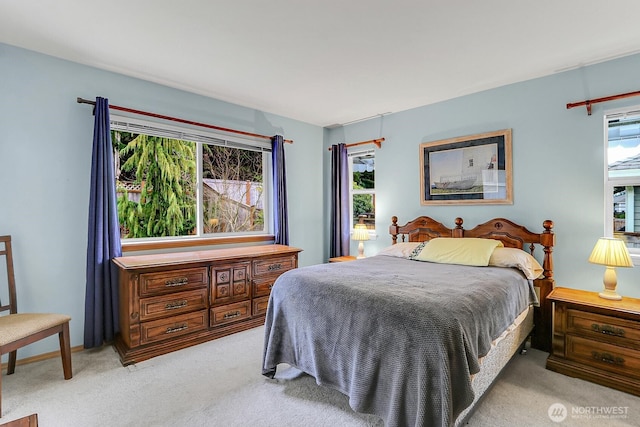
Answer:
[413,238,504,266]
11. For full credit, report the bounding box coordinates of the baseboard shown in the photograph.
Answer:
[1,345,84,370]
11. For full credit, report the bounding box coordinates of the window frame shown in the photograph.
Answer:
[603,106,640,262]
[110,115,274,251]
[348,149,376,238]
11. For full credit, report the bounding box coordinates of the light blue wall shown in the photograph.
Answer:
[326,53,640,299]
[0,43,324,358]
[3,42,640,360]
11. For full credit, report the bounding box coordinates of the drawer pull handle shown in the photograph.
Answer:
[165,277,189,287]
[223,310,241,320]
[166,324,188,334]
[591,323,625,337]
[591,351,625,366]
[268,263,282,271]
[165,300,188,310]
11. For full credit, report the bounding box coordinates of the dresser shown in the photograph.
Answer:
[113,244,302,365]
[546,287,640,396]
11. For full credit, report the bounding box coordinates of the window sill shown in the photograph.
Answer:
[121,235,275,253]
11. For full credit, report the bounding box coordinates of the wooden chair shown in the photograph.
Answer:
[0,236,72,417]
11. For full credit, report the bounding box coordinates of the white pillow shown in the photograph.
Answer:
[488,247,544,279]
[376,242,422,258]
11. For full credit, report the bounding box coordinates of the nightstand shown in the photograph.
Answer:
[0,414,38,427]
[546,287,640,396]
[328,256,357,263]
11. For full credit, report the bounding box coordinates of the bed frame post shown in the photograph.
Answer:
[389,216,399,244]
[540,220,554,280]
[453,217,464,237]
[531,220,555,353]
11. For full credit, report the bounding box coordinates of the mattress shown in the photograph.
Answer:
[455,305,534,426]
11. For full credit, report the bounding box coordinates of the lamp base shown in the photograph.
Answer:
[357,240,365,259]
[599,266,622,300]
[599,290,622,301]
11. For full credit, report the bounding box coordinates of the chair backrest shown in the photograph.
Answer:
[0,235,17,316]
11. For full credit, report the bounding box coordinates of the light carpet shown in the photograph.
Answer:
[1,326,639,426]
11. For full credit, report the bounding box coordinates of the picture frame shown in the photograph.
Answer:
[420,129,512,205]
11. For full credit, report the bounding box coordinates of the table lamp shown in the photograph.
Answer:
[588,237,634,300]
[352,223,370,259]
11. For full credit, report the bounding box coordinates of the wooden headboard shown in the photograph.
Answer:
[389,215,555,352]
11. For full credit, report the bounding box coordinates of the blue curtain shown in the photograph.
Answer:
[330,143,349,257]
[271,135,289,245]
[84,97,122,348]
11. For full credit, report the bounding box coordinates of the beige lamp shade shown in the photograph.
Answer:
[588,237,633,300]
[352,224,370,242]
[588,238,633,268]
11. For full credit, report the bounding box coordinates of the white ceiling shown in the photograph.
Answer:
[2,1,640,127]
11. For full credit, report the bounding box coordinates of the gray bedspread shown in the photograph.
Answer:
[262,255,538,427]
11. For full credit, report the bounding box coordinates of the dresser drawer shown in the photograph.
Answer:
[566,335,640,379]
[253,256,296,277]
[213,264,248,284]
[253,296,270,317]
[140,267,208,296]
[140,310,208,345]
[253,277,277,298]
[210,301,251,327]
[139,289,208,322]
[211,262,250,304]
[567,309,640,346]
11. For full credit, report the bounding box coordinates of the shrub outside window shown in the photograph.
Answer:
[111,116,271,241]
[349,151,375,232]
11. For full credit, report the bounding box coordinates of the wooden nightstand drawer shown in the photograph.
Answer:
[567,309,640,346]
[566,335,640,379]
[139,289,208,321]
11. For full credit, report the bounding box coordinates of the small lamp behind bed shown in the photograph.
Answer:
[352,220,370,259]
[588,237,634,300]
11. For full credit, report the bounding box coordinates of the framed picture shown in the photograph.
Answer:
[420,129,512,205]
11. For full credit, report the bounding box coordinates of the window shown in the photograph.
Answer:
[605,108,640,258]
[349,150,375,232]
[111,116,271,241]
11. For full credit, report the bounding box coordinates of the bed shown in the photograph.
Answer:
[262,216,555,427]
